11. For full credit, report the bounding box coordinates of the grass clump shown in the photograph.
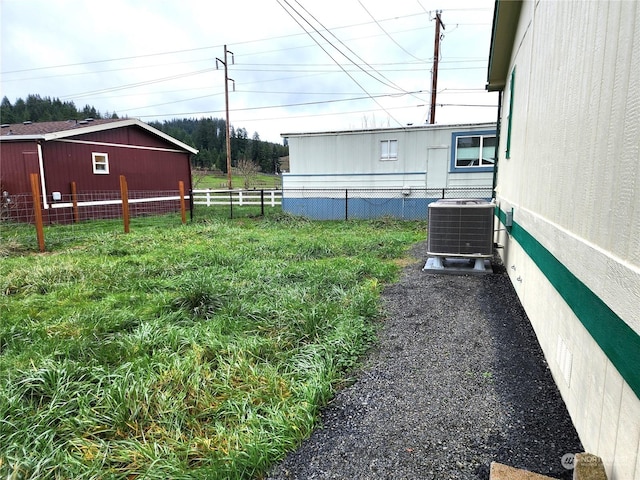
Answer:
[0,216,424,479]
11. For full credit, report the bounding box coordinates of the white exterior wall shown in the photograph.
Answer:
[494,1,640,478]
[282,123,495,189]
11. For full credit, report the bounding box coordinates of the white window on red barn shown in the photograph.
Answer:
[92,152,109,174]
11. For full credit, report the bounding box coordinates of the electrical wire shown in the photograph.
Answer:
[121,89,427,114]
[2,2,495,130]
[283,1,406,93]
[357,1,426,63]
[57,68,216,100]
[133,101,496,123]
[1,11,432,76]
[277,0,407,127]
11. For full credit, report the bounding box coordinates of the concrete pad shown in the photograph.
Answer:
[423,256,492,275]
[489,462,558,480]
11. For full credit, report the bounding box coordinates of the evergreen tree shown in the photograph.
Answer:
[2,96,288,173]
[0,97,14,123]
[0,95,116,122]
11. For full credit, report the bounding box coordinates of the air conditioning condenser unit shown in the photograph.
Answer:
[424,198,494,273]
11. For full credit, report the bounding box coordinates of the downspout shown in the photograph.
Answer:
[36,141,49,209]
[492,90,503,200]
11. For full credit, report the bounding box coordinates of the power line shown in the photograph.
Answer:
[123,90,427,114]
[58,68,216,100]
[133,100,496,122]
[357,1,426,63]
[284,1,406,93]
[277,0,407,127]
[1,11,432,75]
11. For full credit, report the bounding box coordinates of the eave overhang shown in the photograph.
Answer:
[486,0,523,92]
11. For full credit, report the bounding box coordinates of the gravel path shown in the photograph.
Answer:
[267,241,582,480]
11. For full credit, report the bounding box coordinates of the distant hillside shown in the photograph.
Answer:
[150,118,288,175]
[0,95,288,174]
[0,94,118,124]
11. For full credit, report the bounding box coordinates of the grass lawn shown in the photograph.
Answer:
[193,173,282,190]
[0,213,425,479]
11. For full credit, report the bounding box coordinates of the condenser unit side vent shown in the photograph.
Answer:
[427,199,494,257]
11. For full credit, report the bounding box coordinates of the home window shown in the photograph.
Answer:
[380,139,398,161]
[92,152,109,174]
[455,135,496,167]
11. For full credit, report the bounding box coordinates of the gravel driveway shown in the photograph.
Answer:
[267,241,582,480]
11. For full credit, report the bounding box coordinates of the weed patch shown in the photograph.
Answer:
[0,216,424,479]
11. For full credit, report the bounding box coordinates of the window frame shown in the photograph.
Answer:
[450,130,497,173]
[92,152,110,175]
[379,139,398,161]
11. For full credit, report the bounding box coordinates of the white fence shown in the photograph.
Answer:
[191,189,282,207]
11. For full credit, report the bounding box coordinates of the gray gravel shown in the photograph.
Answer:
[267,241,582,480]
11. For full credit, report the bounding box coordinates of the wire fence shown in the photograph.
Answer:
[277,186,492,221]
[1,186,492,255]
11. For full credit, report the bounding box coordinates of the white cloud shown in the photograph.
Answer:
[0,0,497,142]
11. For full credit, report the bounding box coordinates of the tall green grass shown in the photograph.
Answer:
[0,214,424,479]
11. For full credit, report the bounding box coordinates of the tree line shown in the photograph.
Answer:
[1,95,288,174]
[1,94,118,124]
[149,118,288,175]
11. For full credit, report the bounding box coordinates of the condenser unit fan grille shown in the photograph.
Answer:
[427,199,494,256]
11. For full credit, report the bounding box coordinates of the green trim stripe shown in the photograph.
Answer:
[496,207,640,399]
[506,67,515,159]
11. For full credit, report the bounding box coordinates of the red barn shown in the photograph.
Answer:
[0,118,197,222]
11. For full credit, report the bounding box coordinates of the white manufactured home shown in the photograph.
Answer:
[488,1,640,478]
[280,123,496,219]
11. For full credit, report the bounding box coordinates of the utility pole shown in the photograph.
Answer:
[429,11,445,124]
[216,45,234,190]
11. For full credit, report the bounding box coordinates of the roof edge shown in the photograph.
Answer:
[486,0,523,92]
[281,122,497,138]
[0,119,198,154]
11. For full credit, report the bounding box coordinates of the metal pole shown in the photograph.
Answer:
[345,189,348,221]
[217,46,235,190]
[224,45,233,190]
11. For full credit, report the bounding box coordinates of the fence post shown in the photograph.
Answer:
[206,190,211,207]
[189,189,194,222]
[270,190,276,207]
[260,189,265,217]
[229,190,234,219]
[238,189,243,206]
[345,189,349,221]
[120,175,130,233]
[179,181,186,225]
[70,181,79,223]
[29,173,45,252]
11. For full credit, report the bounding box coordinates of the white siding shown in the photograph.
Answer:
[283,123,495,189]
[494,1,640,478]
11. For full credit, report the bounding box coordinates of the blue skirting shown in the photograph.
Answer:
[282,197,439,220]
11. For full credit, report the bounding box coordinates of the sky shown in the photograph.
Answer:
[0,0,499,143]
